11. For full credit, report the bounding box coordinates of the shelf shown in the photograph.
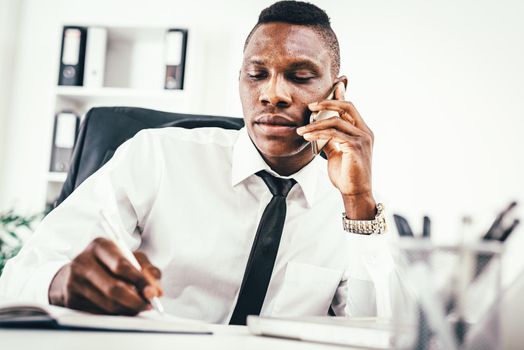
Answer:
[56,86,185,100]
[55,86,190,112]
[44,24,196,210]
[47,171,68,183]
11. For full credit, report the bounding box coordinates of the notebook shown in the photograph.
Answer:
[0,301,211,334]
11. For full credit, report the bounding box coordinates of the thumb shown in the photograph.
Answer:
[133,251,163,297]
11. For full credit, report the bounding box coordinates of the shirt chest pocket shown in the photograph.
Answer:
[271,261,344,317]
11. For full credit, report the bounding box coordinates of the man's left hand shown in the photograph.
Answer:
[296,84,376,219]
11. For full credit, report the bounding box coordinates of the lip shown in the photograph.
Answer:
[255,114,297,126]
[254,114,300,136]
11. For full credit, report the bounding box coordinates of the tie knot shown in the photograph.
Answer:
[256,170,296,197]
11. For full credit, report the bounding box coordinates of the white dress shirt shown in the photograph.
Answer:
[0,127,398,323]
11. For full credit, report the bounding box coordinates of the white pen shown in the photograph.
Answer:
[100,210,165,315]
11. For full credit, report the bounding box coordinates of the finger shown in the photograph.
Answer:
[302,129,351,143]
[338,110,355,126]
[81,288,145,316]
[73,282,141,316]
[134,251,163,297]
[66,262,141,315]
[66,290,108,315]
[302,129,369,151]
[90,237,148,289]
[309,100,371,133]
[308,101,355,125]
[302,129,366,156]
[82,259,150,312]
[298,116,362,137]
[308,100,349,113]
[134,251,162,280]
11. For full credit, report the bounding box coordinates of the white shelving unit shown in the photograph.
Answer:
[54,86,191,114]
[45,24,199,211]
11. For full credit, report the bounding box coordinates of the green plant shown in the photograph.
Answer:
[0,210,42,275]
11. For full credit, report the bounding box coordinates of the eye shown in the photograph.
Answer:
[291,76,312,83]
[246,71,267,80]
[287,71,315,83]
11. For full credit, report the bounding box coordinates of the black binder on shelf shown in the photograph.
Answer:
[164,28,188,90]
[49,112,80,172]
[58,26,87,86]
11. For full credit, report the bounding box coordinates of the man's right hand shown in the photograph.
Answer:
[48,237,162,316]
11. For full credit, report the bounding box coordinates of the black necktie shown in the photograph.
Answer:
[229,170,297,325]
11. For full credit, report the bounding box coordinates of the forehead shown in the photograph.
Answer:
[244,23,331,70]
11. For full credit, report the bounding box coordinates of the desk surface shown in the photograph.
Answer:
[0,325,361,350]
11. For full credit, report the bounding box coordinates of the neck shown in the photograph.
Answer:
[261,144,315,176]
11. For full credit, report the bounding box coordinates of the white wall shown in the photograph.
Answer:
[0,0,21,201]
[0,0,523,242]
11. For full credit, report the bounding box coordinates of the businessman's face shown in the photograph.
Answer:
[239,23,335,165]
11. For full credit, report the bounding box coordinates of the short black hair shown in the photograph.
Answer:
[244,1,340,76]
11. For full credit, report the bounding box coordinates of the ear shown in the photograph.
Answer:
[333,75,348,100]
[334,75,348,89]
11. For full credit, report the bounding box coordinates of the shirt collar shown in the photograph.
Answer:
[231,128,324,208]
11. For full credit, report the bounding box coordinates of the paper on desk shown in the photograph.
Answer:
[0,301,211,334]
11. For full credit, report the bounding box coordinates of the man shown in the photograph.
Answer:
[0,1,394,324]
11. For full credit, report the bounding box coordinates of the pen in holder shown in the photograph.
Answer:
[391,239,503,350]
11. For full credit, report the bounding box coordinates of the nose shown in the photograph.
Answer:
[259,74,292,107]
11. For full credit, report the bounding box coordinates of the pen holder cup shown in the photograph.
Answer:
[390,238,503,350]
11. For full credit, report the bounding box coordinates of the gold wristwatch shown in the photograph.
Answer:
[342,203,387,235]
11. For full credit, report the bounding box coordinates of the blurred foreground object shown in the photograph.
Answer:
[391,238,503,350]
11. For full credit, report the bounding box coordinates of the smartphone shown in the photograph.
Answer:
[309,82,346,155]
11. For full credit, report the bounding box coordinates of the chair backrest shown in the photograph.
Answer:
[54,106,244,208]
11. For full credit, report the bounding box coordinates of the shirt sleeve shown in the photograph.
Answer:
[0,129,165,304]
[331,232,402,318]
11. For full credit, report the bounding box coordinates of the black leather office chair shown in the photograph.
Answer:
[54,106,244,208]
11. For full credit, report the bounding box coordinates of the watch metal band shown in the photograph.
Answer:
[342,203,386,235]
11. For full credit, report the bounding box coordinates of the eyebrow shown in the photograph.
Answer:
[247,58,322,74]
[247,59,266,66]
[288,61,321,74]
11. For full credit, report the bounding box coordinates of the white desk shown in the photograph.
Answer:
[0,325,362,350]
